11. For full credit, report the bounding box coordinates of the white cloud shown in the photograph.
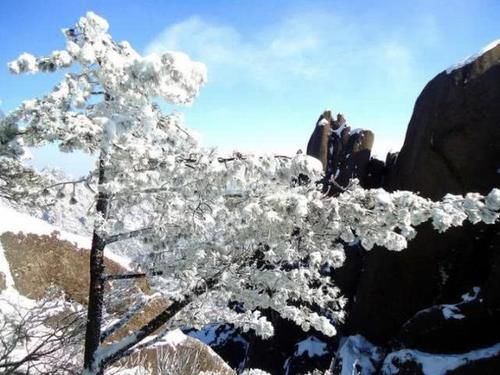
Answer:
[145,13,331,87]
[144,9,425,91]
[146,16,241,65]
[144,8,442,158]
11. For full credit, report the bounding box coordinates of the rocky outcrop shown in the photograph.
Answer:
[122,332,236,375]
[306,110,375,194]
[347,43,500,346]
[333,43,500,374]
[303,43,500,375]
[385,43,500,198]
[307,111,336,169]
[380,342,500,375]
[188,316,335,374]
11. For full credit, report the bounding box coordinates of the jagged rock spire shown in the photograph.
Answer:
[306,110,375,194]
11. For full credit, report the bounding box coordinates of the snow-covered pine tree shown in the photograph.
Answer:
[2,12,500,375]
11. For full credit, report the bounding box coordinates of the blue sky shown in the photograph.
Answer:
[1,0,499,176]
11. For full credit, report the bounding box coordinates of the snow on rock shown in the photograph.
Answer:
[0,283,37,315]
[283,335,333,375]
[0,200,131,270]
[295,336,328,358]
[381,343,500,375]
[318,118,330,127]
[162,328,187,347]
[0,200,90,248]
[439,287,480,320]
[461,286,480,302]
[398,287,481,327]
[241,370,271,375]
[337,335,384,375]
[446,39,500,74]
[331,123,347,137]
[188,324,231,346]
[129,329,188,352]
[188,324,248,348]
[441,305,465,320]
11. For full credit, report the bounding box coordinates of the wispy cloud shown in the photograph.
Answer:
[144,7,442,158]
[145,13,328,88]
[144,8,431,91]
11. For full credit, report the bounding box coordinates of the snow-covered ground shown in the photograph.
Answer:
[337,335,384,375]
[0,197,132,372]
[294,336,328,358]
[0,200,88,372]
[0,199,131,269]
[336,330,500,375]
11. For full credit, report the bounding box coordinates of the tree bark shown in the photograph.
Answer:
[83,154,109,375]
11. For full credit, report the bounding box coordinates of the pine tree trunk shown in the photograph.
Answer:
[83,155,109,375]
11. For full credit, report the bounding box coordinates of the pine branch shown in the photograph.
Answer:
[102,270,163,281]
[100,296,151,343]
[104,226,154,245]
[100,274,220,368]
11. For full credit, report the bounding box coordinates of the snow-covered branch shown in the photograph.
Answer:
[104,227,154,245]
[3,11,499,375]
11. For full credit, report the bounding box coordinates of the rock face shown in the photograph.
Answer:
[0,231,234,374]
[347,223,500,347]
[336,43,500,374]
[307,110,336,169]
[305,43,500,374]
[188,318,335,374]
[122,333,235,375]
[306,110,374,194]
[347,43,500,344]
[385,43,500,199]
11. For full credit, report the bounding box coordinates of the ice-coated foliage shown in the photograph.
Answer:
[4,11,206,155]
[2,11,499,374]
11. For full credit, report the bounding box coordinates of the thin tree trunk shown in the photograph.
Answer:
[83,154,109,375]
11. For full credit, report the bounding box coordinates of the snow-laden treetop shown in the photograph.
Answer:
[5,11,207,154]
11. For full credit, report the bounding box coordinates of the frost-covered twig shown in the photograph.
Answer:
[104,226,154,245]
[100,294,157,343]
[0,297,85,374]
